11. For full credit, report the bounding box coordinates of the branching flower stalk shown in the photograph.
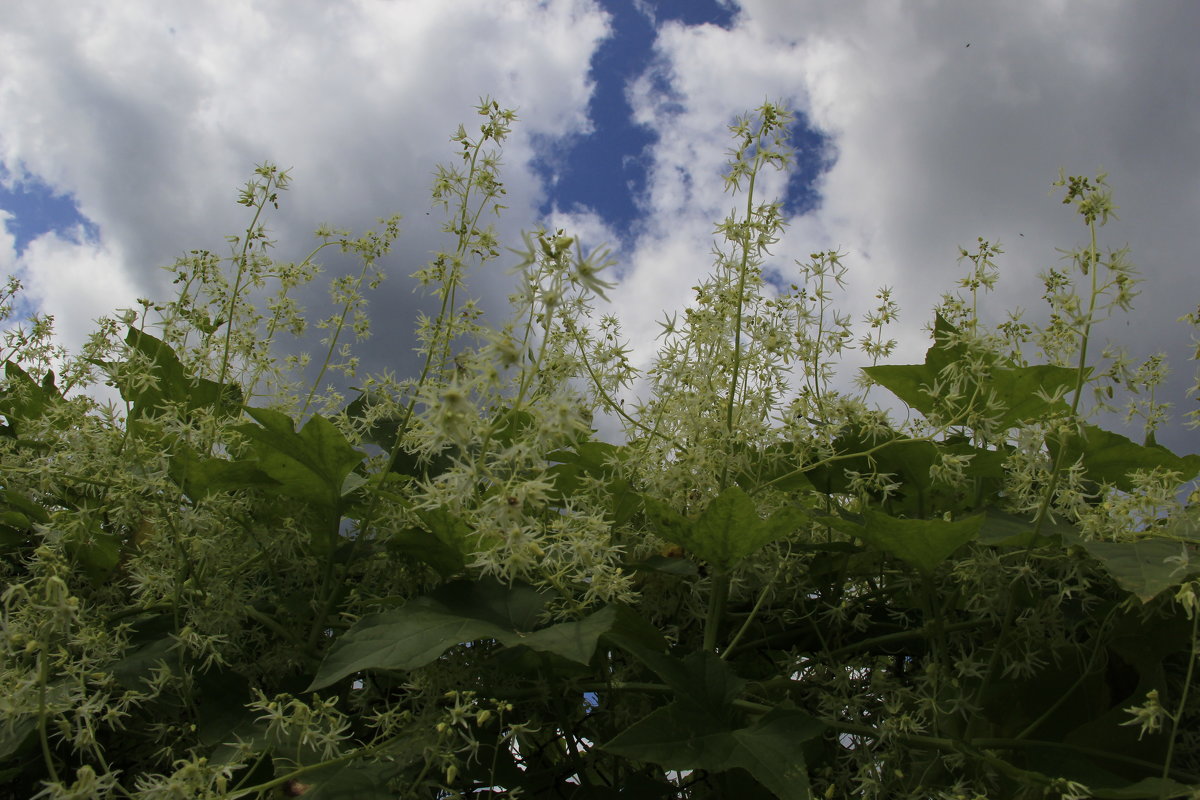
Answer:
[2,103,1196,800]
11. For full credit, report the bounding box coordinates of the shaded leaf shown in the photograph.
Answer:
[1086,779,1200,800]
[1081,537,1198,602]
[0,360,62,436]
[168,442,279,501]
[1052,425,1200,493]
[604,704,820,800]
[386,507,470,577]
[300,759,403,799]
[518,605,621,665]
[628,554,700,577]
[977,508,1073,547]
[308,605,510,689]
[645,487,802,571]
[120,328,241,419]
[857,510,983,573]
[310,580,647,690]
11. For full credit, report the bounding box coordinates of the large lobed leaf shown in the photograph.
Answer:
[237,406,366,513]
[601,651,822,799]
[308,580,657,690]
[856,509,984,574]
[1080,536,1198,602]
[863,314,1078,430]
[644,486,803,571]
[1050,424,1200,493]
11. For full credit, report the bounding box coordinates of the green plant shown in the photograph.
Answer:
[2,98,1198,799]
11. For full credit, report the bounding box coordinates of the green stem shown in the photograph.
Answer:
[217,181,272,394]
[246,238,339,401]
[567,322,667,442]
[1160,606,1199,794]
[723,158,761,443]
[1029,218,1100,538]
[301,255,371,417]
[306,515,345,651]
[37,650,60,784]
[722,577,773,660]
[703,569,731,654]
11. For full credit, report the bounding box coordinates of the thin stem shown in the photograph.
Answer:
[566,322,668,442]
[722,574,774,659]
[703,569,731,654]
[1160,605,1199,794]
[301,255,371,417]
[37,650,60,784]
[217,180,273,394]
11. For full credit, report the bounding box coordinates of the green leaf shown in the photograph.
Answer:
[863,315,1077,429]
[120,328,242,418]
[238,407,365,515]
[645,487,802,571]
[308,604,510,689]
[1081,537,1198,602]
[977,508,1073,547]
[547,441,626,502]
[0,360,62,436]
[167,442,279,501]
[604,704,820,800]
[857,509,983,574]
[387,508,470,577]
[309,580,643,690]
[628,554,700,577]
[430,576,549,631]
[518,605,622,665]
[0,488,49,551]
[63,525,121,582]
[1051,424,1200,492]
[299,759,403,799]
[343,389,403,450]
[1086,778,1200,799]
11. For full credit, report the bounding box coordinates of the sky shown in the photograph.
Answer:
[1,0,1198,454]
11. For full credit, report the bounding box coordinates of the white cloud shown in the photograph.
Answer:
[606,1,1200,450]
[2,0,1198,450]
[0,0,609,365]
[11,227,139,352]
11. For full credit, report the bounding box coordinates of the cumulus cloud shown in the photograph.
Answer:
[14,228,139,351]
[2,0,1197,450]
[606,1,1200,449]
[0,0,609,368]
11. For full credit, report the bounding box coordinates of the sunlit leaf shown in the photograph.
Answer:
[864,315,1077,429]
[237,406,365,513]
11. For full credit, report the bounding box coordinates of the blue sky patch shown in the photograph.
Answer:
[0,171,99,255]
[534,0,830,244]
[533,0,738,240]
[783,118,834,218]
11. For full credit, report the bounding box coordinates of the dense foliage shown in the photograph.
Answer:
[2,100,1199,799]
